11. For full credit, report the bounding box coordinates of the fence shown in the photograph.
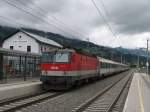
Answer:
[0,48,41,83]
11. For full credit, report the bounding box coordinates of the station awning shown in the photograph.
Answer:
[0,48,41,58]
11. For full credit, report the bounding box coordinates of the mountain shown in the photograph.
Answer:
[0,25,148,66]
[0,26,17,44]
[116,47,148,56]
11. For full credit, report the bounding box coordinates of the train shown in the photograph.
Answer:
[40,48,129,90]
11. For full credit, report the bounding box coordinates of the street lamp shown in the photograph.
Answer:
[136,47,140,68]
[121,53,123,63]
[146,39,149,75]
[123,53,129,64]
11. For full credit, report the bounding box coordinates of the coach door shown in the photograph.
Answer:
[97,61,101,76]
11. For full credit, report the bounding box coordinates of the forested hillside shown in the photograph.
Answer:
[0,25,148,66]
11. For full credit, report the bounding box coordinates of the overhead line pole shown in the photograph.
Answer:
[121,53,123,64]
[137,48,140,68]
[100,0,118,37]
[146,39,149,75]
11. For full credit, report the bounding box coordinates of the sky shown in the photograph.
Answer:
[0,0,150,49]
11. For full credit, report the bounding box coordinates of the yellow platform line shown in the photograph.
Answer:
[137,76,145,112]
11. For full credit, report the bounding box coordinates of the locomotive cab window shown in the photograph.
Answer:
[55,53,70,63]
[42,52,71,63]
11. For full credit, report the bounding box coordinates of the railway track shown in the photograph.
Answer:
[72,71,133,112]
[0,70,132,112]
[0,91,64,112]
[111,74,133,112]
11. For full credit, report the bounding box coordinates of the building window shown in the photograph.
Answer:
[10,46,13,50]
[27,46,31,52]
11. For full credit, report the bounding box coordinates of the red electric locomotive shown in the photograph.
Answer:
[40,49,99,89]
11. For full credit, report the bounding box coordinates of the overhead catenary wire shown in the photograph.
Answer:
[90,0,117,38]
[14,0,86,38]
[0,17,20,28]
[0,15,36,37]
[0,15,29,28]
[99,0,118,37]
[24,0,86,38]
[2,0,79,38]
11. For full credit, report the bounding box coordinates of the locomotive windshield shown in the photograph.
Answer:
[42,52,70,63]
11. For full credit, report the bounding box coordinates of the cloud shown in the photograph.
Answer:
[90,26,149,48]
[103,0,150,35]
[0,0,150,48]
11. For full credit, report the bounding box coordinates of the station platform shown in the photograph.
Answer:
[0,77,40,85]
[0,78,42,101]
[123,73,150,112]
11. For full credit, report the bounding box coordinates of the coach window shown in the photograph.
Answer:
[104,63,106,68]
[101,63,104,68]
[103,63,105,68]
[106,63,108,68]
[112,64,114,68]
[101,63,103,68]
[110,64,112,68]
[103,63,106,68]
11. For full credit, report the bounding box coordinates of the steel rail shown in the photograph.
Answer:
[72,71,133,112]
[105,73,133,112]
[0,91,64,112]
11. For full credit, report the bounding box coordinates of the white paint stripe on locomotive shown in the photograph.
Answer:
[41,70,97,77]
[41,67,126,77]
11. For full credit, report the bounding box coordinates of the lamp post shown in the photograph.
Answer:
[123,53,128,64]
[138,53,140,68]
[136,47,140,68]
[146,39,149,75]
[120,50,124,64]
[121,53,123,63]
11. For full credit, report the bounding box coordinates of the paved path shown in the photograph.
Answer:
[123,73,150,112]
[0,77,40,86]
[0,78,41,101]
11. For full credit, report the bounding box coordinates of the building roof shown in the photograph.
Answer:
[3,30,62,48]
[0,47,41,58]
[23,31,62,48]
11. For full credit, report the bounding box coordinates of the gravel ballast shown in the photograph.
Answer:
[21,71,131,112]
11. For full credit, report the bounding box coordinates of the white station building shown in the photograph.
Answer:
[2,30,62,54]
